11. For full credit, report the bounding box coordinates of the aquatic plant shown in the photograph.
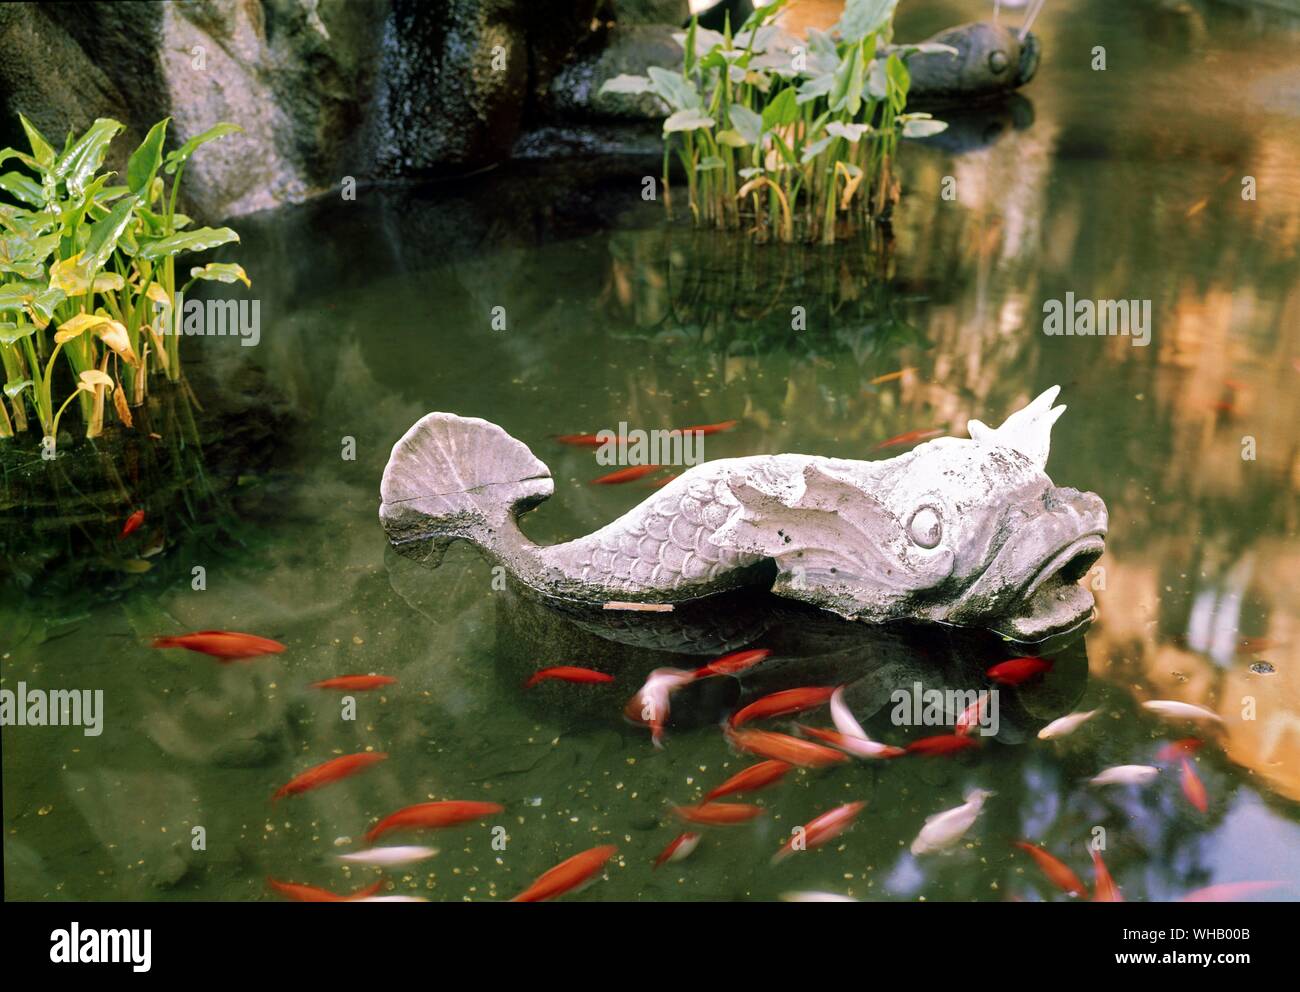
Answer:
[601,0,951,244]
[0,115,247,448]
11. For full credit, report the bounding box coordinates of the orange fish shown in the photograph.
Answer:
[365,800,504,843]
[273,751,388,801]
[1090,848,1122,902]
[1014,841,1086,897]
[867,368,915,386]
[523,666,614,689]
[693,648,771,680]
[511,844,618,902]
[653,832,701,868]
[986,657,1053,686]
[554,433,606,447]
[727,728,849,768]
[703,760,793,801]
[592,464,662,485]
[311,675,397,691]
[676,419,739,436]
[905,734,981,757]
[1181,881,1285,902]
[673,802,765,825]
[152,630,285,661]
[730,686,836,727]
[773,801,866,863]
[1155,737,1202,762]
[119,509,145,539]
[874,428,944,451]
[1180,758,1208,813]
[267,877,385,902]
[798,725,906,759]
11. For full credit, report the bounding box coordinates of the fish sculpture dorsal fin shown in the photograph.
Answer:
[966,384,1064,471]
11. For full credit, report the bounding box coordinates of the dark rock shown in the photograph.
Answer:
[605,1,690,25]
[544,25,681,122]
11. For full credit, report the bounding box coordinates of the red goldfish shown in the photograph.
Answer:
[1180,758,1208,813]
[365,800,503,843]
[867,368,915,386]
[311,675,397,691]
[693,648,771,680]
[267,877,384,902]
[653,832,701,868]
[1181,881,1286,902]
[119,509,145,538]
[676,419,738,436]
[1014,842,1086,897]
[592,465,662,485]
[905,734,981,757]
[523,666,614,689]
[1156,737,1203,762]
[152,630,285,661]
[554,433,606,446]
[730,686,836,727]
[511,845,618,902]
[273,751,388,801]
[798,725,905,759]
[773,801,866,863]
[727,728,849,768]
[703,760,793,801]
[875,428,944,450]
[673,803,765,825]
[1090,849,1122,902]
[986,657,1053,685]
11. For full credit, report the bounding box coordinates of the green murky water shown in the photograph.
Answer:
[4,0,1300,902]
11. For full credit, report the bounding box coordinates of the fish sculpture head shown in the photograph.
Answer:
[712,386,1107,641]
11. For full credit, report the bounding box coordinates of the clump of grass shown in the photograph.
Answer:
[0,115,248,450]
[601,0,951,244]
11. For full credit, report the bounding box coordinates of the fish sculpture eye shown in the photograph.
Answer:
[908,506,944,549]
[988,50,1008,74]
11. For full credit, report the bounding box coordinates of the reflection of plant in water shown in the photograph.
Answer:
[604,224,929,368]
[601,0,949,243]
[0,115,245,446]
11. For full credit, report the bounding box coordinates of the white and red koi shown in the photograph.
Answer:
[1089,764,1159,787]
[1037,709,1099,740]
[624,667,695,748]
[336,846,439,867]
[1180,758,1208,813]
[653,832,701,868]
[797,725,904,759]
[1142,700,1224,724]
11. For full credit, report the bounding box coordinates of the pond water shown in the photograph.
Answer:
[3,0,1300,902]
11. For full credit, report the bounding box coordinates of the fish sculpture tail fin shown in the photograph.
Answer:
[379,413,553,567]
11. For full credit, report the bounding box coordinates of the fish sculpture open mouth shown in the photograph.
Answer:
[379,386,1107,643]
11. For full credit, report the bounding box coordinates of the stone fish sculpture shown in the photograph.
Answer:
[379,386,1106,642]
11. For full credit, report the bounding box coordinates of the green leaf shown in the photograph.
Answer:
[0,171,44,207]
[188,262,251,288]
[715,129,749,148]
[18,114,55,169]
[761,87,798,130]
[826,122,871,142]
[82,194,140,273]
[647,67,699,112]
[835,0,899,45]
[56,118,124,197]
[800,135,834,163]
[599,74,654,96]
[796,73,835,104]
[0,323,36,346]
[886,53,910,111]
[728,103,764,145]
[127,118,170,195]
[831,45,865,115]
[137,226,240,261]
[3,377,34,399]
[901,116,948,138]
[696,156,725,172]
[163,123,242,175]
[663,109,715,133]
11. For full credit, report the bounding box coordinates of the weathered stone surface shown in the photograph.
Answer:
[544,25,682,121]
[607,0,690,25]
[380,387,1109,641]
